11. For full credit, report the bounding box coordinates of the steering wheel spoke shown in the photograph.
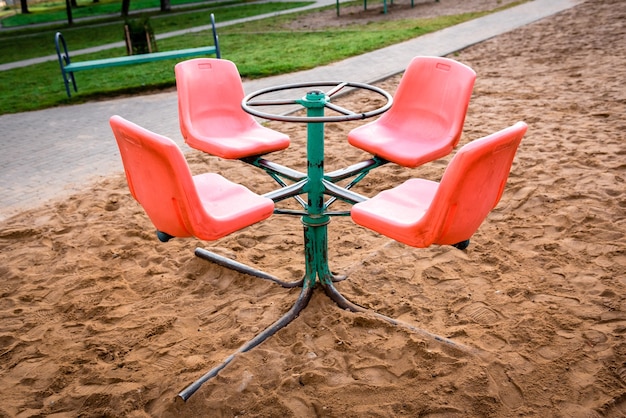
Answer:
[248,98,299,107]
[324,102,357,116]
[325,82,349,97]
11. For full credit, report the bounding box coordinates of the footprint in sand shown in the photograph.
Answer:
[200,311,235,331]
[154,353,179,371]
[486,363,524,410]
[458,302,502,325]
[616,366,626,388]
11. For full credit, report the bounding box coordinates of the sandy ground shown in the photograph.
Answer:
[1,0,625,416]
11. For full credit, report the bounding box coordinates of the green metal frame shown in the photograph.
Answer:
[179,84,477,401]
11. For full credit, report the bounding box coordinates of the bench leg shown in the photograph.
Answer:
[61,67,71,98]
[60,66,77,98]
[55,32,78,98]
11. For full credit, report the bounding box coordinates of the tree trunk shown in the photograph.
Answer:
[20,0,30,14]
[65,0,73,24]
[160,0,171,12]
[71,0,78,7]
[121,0,131,16]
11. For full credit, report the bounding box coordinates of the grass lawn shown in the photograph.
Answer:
[0,1,526,115]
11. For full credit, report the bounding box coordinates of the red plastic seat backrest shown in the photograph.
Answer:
[175,58,258,141]
[425,121,528,245]
[110,115,202,238]
[378,56,476,148]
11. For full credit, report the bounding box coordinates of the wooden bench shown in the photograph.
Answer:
[55,13,221,98]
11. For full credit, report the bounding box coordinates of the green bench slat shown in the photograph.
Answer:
[65,46,217,72]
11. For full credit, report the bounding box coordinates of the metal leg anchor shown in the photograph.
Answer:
[195,247,303,288]
[178,283,314,401]
[321,279,484,357]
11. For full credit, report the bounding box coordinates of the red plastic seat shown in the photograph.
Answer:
[351,122,528,248]
[110,115,274,241]
[348,56,476,168]
[175,58,290,159]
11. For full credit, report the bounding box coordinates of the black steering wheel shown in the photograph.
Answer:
[242,81,393,123]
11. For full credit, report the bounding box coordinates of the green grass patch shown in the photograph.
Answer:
[0,1,528,115]
[0,0,245,27]
[0,2,311,63]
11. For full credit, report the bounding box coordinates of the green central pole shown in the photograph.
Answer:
[299,90,332,289]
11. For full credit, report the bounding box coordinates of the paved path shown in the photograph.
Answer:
[0,0,583,221]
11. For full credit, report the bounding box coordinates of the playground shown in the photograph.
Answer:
[0,0,624,416]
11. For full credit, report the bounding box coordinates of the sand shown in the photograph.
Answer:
[1,0,625,416]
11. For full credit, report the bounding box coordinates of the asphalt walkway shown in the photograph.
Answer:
[0,0,583,221]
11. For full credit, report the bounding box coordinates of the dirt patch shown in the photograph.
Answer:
[286,0,524,29]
